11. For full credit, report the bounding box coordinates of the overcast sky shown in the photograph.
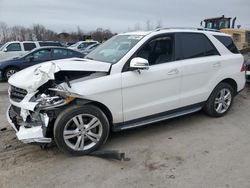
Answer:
[0,0,249,33]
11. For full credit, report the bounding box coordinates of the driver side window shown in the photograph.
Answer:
[28,49,51,61]
[6,43,21,52]
[136,35,174,66]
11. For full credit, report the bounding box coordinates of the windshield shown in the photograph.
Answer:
[0,43,7,51]
[85,35,143,64]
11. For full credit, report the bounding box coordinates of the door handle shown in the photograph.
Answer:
[213,62,221,68]
[167,68,179,75]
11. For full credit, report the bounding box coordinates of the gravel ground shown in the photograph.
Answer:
[0,83,250,188]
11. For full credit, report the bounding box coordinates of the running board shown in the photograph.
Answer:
[113,103,204,131]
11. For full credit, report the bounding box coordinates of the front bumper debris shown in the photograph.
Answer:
[6,105,52,144]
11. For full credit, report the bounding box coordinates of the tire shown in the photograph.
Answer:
[204,82,235,117]
[54,105,110,155]
[4,67,19,80]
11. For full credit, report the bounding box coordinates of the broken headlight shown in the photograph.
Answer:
[35,93,75,110]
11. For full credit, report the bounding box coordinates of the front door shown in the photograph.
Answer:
[121,34,182,122]
[1,43,22,60]
[23,49,52,69]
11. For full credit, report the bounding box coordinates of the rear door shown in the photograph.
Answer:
[51,48,68,60]
[176,33,221,107]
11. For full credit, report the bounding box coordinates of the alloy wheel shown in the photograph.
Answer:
[63,114,103,151]
[214,88,232,114]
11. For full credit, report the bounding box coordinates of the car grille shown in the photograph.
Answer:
[10,85,27,102]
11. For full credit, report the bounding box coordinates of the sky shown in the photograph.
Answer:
[0,0,249,33]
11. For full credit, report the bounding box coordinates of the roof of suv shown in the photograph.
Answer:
[120,28,230,37]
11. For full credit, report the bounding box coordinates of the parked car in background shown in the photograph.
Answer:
[65,42,76,47]
[0,43,3,48]
[68,40,99,51]
[6,29,245,155]
[81,43,100,56]
[0,47,84,80]
[0,41,63,61]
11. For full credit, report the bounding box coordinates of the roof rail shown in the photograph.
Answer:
[155,27,221,33]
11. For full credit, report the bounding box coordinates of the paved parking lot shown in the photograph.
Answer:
[0,83,250,188]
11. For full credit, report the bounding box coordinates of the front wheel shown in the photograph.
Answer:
[54,105,110,155]
[204,82,235,117]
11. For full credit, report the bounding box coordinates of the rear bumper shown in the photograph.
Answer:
[6,105,52,144]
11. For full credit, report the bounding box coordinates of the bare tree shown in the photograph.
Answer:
[156,19,162,29]
[8,26,27,41]
[0,22,9,43]
[134,22,142,31]
[145,20,153,31]
[32,24,46,40]
[91,28,103,42]
[0,22,114,43]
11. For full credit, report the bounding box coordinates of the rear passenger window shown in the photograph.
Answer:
[214,35,239,54]
[52,49,68,58]
[23,43,36,51]
[175,33,219,60]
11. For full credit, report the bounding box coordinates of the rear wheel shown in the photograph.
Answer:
[204,82,235,117]
[4,67,19,80]
[54,105,110,155]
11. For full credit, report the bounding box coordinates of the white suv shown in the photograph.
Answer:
[7,29,246,155]
[0,41,62,60]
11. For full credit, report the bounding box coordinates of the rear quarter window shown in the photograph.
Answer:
[214,35,239,54]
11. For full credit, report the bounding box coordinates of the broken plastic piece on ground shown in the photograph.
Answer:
[89,150,131,161]
[38,143,130,160]
[0,127,7,131]
[39,142,56,150]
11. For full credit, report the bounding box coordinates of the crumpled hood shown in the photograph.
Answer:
[8,58,111,92]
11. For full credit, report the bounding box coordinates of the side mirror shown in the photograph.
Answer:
[130,57,149,71]
[3,48,7,52]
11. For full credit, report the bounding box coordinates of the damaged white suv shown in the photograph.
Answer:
[7,29,246,155]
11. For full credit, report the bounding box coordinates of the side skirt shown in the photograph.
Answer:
[112,102,205,132]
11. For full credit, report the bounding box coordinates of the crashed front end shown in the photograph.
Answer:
[6,59,110,144]
[7,85,75,144]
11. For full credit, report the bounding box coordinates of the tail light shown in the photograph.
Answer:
[241,61,247,72]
